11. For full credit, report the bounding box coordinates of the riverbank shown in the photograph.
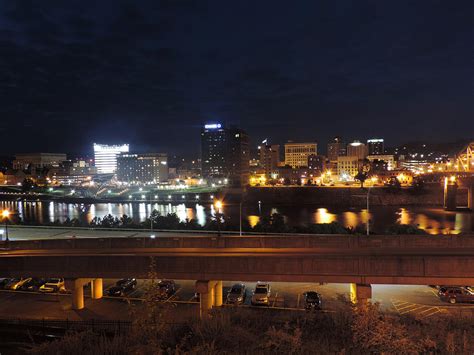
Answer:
[246,185,469,207]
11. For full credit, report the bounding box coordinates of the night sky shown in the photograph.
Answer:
[0,1,472,156]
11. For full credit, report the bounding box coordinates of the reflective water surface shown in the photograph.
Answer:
[1,200,473,235]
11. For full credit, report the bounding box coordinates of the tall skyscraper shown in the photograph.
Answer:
[346,141,368,160]
[327,137,346,163]
[200,123,249,186]
[93,143,129,174]
[284,142,317,168]
[367,138,384,155]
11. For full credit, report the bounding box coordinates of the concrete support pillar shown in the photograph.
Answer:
[91,278,103,299]
[196,280,222,318]
[214,281,223,307]
[444,181,458,211]
[350,283,372,304]
[70,279,85,310]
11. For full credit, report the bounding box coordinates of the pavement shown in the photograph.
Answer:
[0,281,472,321]
[2,226,215,241]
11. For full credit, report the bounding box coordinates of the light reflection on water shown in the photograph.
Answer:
[0,200,473,234]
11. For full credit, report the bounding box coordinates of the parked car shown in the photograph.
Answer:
[226,283,246,305]
[20,278,46,292]
[108,278,137,297]
[4,278,23,290]
[438,286,474,304]
[0,278,12,289]
[303,291,322,311]
[251,282,271,306]
[156,280,176,299]
[39,278,65,293]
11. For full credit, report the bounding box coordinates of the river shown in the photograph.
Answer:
[0,200,473,235]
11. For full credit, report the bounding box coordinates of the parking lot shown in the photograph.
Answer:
[1,278,473,321]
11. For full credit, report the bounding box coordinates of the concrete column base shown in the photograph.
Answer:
[214,281,223,307]
[196,280,222,318]
[91,278,103,299]
[350,283,372,304]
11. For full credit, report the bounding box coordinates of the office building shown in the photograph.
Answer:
[346,141,368,160]
[259,144,280,177]
[13,153,67,171]
[337,156,360,180]
[284,142,317,168]
[367,154,396,171]
[367,138,385,155]
[116,153,168,184]
[327,137,346,163]
[308,154,326,174]
[200,123,249,186]
[93,143,129,174]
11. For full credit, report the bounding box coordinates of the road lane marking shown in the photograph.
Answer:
[421,308,442,318]
[396,304,418,312]
[418,306,438,314]
[272,292,279,308]
[297,294,301,309]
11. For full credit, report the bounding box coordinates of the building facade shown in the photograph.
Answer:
[307,154,326,174]
[284,142,317,168]
[13,153,67,171]
[366,154,396,171]
[367,138,384,155]
[116,153,168,184]
[327,137,346,163]
[346,141,368,160]
[200,123,249,186]
[337,156,360,180]
[259,144,280,177]
[93,144,129,174]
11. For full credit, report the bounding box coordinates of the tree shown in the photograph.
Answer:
[283,178,291,186]
[354,171,368,188]
[21,178,35,192]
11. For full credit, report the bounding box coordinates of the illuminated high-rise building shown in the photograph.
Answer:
[93,143,129,174]
[367,138,384,155]
[116,153,168,183]
[347,141,368,160]
[200,123,249,186]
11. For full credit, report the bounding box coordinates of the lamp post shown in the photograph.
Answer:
[239,201,242,236]
[214,200,223,237]
[2,210,10,242]
[366,187,371,236]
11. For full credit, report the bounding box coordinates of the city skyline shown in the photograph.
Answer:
[0,1,472,155]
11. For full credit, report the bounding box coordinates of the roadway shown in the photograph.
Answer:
[3,226,204,241]
[0,280,472,321]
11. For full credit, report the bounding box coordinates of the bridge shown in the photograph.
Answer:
[1,234,474,317]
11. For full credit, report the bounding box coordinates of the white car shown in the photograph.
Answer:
[39,278,65,293]
[251,282,271,306]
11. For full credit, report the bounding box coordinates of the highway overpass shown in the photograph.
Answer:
[1,234,474,316]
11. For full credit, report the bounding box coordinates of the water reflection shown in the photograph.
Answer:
[0,199,473,234]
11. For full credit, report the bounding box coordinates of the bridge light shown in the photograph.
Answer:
[215,200,223,211]
[450,175,456,183]
[150,234,156,239]
[1,210,9,218]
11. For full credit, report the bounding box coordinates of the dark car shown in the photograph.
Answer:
[226,283,246,305]
[303,291,322,311]
[438,286,474,304]
[156,280,176,300]
[108,278,137,297]
[0,278,12,289]
[19,278,46,292]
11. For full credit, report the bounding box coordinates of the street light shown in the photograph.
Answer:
[366,187,371,236]
[1,210,10,242]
